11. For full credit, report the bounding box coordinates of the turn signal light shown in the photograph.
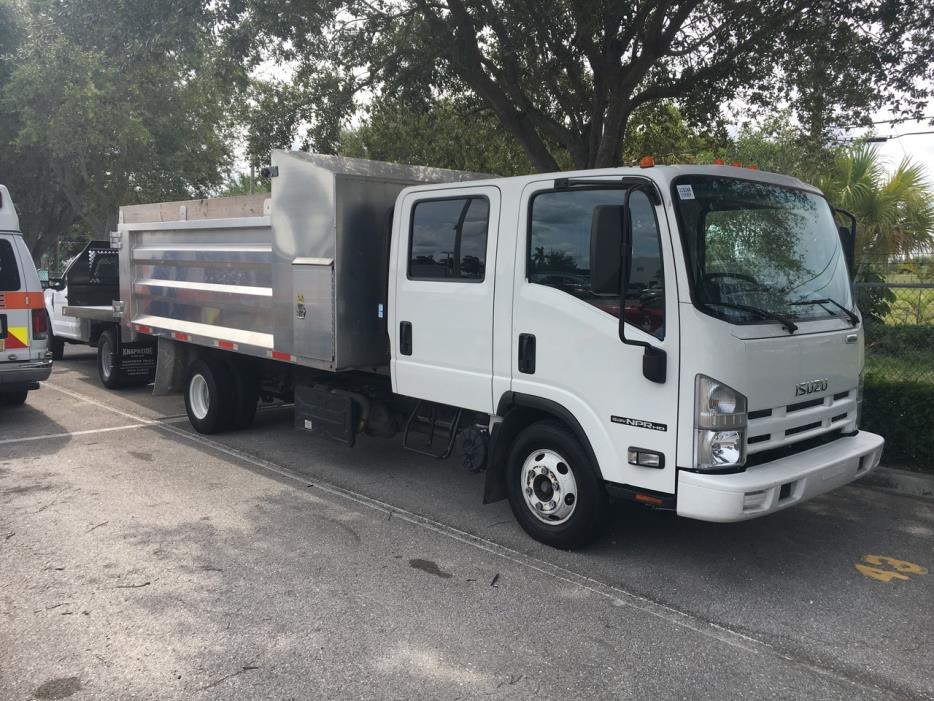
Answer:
[639,155,655,168]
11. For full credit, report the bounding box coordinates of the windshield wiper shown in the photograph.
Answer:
[703,301,798,334]
[791,298,859,326]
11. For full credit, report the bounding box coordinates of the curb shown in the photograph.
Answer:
[859,466,934,500]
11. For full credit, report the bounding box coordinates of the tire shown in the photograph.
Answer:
[0,390,28,406]
[226,357,259,430]
[49,333,65,361]
[184,357,236,434]
[97,328,124,389]
[506,420,609,550]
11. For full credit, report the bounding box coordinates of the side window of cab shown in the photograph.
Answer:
[528,188,665,339]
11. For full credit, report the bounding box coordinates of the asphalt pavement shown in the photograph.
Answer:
[1,346,932,700]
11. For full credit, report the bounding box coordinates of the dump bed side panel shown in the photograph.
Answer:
[120,216,278,357]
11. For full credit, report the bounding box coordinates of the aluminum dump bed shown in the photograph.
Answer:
[116,151,484,371]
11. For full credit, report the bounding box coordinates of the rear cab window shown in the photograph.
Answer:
[408,197,490,281]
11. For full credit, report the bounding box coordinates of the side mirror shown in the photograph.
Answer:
[838,225,855,279]
[833,208,857,280]
[590,205,625,294]
[50,278,65,291]
[589,198,666,384]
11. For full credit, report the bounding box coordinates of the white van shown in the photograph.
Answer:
[0,185,52,405]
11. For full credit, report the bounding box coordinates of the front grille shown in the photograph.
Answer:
[745,429,847,468]
[746,388,857,457]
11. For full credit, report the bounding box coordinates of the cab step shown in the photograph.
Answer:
[403,400,463,459]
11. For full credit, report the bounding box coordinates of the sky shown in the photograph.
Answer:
[854,118,934,182]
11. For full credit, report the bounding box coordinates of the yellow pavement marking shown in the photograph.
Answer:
[855,554,928,582]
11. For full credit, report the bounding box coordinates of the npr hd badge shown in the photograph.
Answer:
[611,415,667,432]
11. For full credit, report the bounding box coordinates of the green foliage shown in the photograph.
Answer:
[230,0,934,171]
[0,0,237,257]
[818,146,934,266]
[862,381,934,472]
[855,271,897,323]
[338,97,537,176]
[862,322,934,471]
[219,172,271,196]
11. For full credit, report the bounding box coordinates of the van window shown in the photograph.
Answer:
[529,188,665,339]
[0,239,21,291]
[409,197,489,281]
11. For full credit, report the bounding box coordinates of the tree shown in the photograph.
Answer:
[0,0,237,257]
[339,96,537,175]
[229,0,934,172]
[819,145,934,266]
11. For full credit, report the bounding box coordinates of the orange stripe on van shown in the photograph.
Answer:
[0,292,44,310]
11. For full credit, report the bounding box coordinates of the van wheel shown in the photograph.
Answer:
[185,357,236,434]
[506,420,608,549]
[226,358,259,430]
[49,333,65,361]
[97,328,124,389]
[0,390,28,406]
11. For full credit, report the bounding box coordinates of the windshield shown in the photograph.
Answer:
[673,176,853,326]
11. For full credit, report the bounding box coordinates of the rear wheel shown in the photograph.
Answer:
[506,420,608,549]
[97,328,123,389]
[0,390,28,406]
[184,357,236,434]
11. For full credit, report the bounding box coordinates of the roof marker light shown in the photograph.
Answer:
[639,155,655,168]
[747,164,759,170]
[713,158,725,165]
[731,161,742,167]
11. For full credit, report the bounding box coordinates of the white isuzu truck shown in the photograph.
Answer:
[62,151,884,548]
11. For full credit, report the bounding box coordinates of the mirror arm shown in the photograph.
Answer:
[617,186,667,384]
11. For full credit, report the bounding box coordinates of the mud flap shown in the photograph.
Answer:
[107,336,156,385]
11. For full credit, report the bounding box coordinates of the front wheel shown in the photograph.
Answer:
[0,390,28,406]
[506,420,609,549]
[49,332,65,361]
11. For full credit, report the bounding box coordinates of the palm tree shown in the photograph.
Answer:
[819,145,934,269]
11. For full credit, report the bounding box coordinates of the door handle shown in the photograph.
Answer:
[0,314,7,339]
[518,333,536,374]
[400,321,413,356]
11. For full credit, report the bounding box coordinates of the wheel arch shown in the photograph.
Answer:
[483,392,601,504]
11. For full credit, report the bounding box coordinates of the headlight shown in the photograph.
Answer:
[695,375,748,470]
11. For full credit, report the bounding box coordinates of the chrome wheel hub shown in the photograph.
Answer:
[189,373,210,420]
[520,449,578,525]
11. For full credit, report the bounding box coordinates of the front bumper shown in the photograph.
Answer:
[676,431,885,522]
[0,359,53,390]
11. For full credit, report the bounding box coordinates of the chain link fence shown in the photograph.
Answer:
[854,256,934,471]
[856,283,934,386]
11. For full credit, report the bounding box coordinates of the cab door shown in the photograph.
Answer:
[391,186,500,413]
[510,183,681,494]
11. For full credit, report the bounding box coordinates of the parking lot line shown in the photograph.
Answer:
[0,423,147,446]
[40,381,902,698]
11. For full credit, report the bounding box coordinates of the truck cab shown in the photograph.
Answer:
[0,185,52,405]
[388,164,883,546]
[44,240,120,360]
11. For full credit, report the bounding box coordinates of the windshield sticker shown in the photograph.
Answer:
[676,184,695,200]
